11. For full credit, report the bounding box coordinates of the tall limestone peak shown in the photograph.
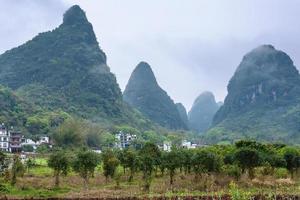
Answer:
[123,62,187,130]
[214,44,300,124]
[0,5,125,121]
[126,62,158,89]
[207,45,300,143]
[63,5,89,26]
[175,103,189,127]
[188,91,219,133]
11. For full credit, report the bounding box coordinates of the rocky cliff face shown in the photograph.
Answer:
[188,91,219,133]
[123,62,187,130]
[206,45,300,143]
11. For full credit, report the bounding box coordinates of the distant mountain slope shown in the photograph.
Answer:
[123,62,187,130]
[0,5,146,126]
[188,91,219,133]
[176,103,189,128]
[206,45,300,144]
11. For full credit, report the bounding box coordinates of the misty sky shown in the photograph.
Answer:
[1,0,300,110]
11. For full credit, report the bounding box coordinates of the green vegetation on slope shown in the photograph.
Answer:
[123,62,187,130]
[0,5,164,136]
[0,5,149,127]
[206,45,300,144]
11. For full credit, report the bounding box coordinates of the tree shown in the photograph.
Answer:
[266,154,286,172]
[53,118,85,148]
[86,131,101,148]
[164,148,181,186]
[36,144,51,154]
[181,149,193,174]
[191,149,221,180]
[25,158,35,173]
[26,116,49,135]
[99,132,116,148]
[73,150,100,188]
[282,147,300,178]
[142,131,164,144]
[234,147,261,179]
[11,155,25,186]
[85,124,107,148]
[122,148,139,182]
[48,151,70,187]
[22,145,34,153]
[159,151,168,176]
[139,142,161,192]
[102,149,120,182]
[0,152,8,174]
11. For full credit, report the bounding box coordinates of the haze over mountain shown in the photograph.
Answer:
[206,45,300,144]
[123,62,187,130]
[188,91,219,133]
[0,5,150,128]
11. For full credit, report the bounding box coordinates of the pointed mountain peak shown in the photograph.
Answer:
[63,5,89,26]
[194,91,216,105]
[255,44,275,50]
[188,91,219,133]
[244,44,287,61]
[134,62,154,74]
[130,62,158,86]
[123,62,187,130]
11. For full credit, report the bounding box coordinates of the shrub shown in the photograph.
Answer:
[274,168,289,179]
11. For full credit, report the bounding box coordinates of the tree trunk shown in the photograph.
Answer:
[248,168,255,180]
[170,170,174,185]
[55,171,60,187]
[11,173,16,186]
[83,174,89,190]
[128,170,133,182]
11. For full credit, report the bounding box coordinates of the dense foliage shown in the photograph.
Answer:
[0,140,300,197]
[41,140,300,192]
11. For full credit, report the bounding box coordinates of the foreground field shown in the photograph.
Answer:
[0,156,300,199]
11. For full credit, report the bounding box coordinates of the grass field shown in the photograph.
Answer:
[1,156,300,199]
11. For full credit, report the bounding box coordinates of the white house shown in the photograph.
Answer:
[181,140,197,149]
[21,136,51,152]
[0,124,10,152]
[36,136,50,145]
[115,131,137,149]
[163,141,172,152]
[21,138,38,150]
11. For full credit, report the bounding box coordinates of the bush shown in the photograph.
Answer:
[23,145,34,153]
[224,165,241,180]
[0,184,9,193]
[274,168,289,179]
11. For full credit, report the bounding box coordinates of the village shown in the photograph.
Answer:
[0,123,200,156]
